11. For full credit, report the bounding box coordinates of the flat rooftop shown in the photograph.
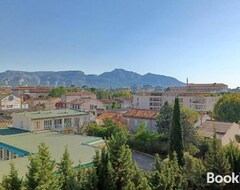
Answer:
[14,109,89,120]
[0,128,104,180]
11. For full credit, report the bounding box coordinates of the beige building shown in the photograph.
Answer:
[123,108,158,132]
[0,95,25,110]
[198,120,240,145]
[62,91,97,103]
[27,97,61,110]
[133,92,220,112]
[12,109,90,132]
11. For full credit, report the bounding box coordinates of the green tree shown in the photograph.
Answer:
[112,101,121,109]
[112,90,132,98]
[183,152,206,189]
[93,148,115,190]
[86,119,128,139]
[58,147,76,190]
[204,132,230,189]
[96,90,112,99]
[149,153,184,190]
[213,93,240,122]
[25,143,60,190]
[107,132,135,190]
[49,86,67,97]
[169,97,184,166]
[1,163,22,190]
[128,123,163,154]
[156,101,173,137]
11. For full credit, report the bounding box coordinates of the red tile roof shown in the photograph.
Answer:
[123,108,158,119]
[97,111,125,124]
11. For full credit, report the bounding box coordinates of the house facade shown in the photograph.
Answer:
[12,109,90,132]
[0,95,28,110]
[123,108,158,132]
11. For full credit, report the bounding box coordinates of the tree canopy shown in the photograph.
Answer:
[213,93,240,122]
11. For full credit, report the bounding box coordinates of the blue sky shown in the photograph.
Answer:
[0,0,240,88]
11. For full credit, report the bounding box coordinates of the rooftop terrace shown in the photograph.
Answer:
[14,109,89,120]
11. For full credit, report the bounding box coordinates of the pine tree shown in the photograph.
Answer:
[169,97,184,166]
[1,163,22,190]
[204,131,230,189]
[58,147,76,190]
[107,132,134,190]
[25,143,60,190]
[93,148,115,190]
[150,153,184,190]
[131,163,151,190]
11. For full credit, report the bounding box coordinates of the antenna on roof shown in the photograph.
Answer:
[186,77,189,86]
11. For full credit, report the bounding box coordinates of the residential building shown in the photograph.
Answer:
[12,109,90,132]
[96,111,126,126]
[133,91,220,112]
[66,98,105,121]
[123,108,158,132]
[168,83,228,93]
[198,120,240,145]
[61,91,97,103]
[12,86,51,99]
[27,97,61,110]
[0,95,28,110]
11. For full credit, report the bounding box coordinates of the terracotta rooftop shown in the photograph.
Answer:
[100,99,116,104]
[96,111,125,124]
[198,120,237,138]
[123,108,158,119]
[30,97,61,102]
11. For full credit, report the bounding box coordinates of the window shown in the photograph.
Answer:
[6,150,10,160]
[64,118,72,128]
[44,120,52,130]
[54,119,62,129]
[35,121,41,130]
[0,148,2,160]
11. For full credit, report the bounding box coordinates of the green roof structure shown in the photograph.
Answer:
[15,109,89,120]
[0,128,104,180]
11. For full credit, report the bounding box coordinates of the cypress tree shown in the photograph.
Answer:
[1,163,22,190]
[25,143,60,190]
[169,97,184,166]
[58,147,76,190]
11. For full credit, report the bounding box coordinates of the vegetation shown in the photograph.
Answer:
[1,163,22,190]
[85,119,128,138]
[213,93,240,122]
[169,97,184,166]
[49,86,67,98]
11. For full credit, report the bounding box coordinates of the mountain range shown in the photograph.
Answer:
[0,69,185,88]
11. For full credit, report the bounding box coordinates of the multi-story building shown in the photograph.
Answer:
[133,90,221,112]
[27,97,61,110]
[12,109,90,132]
[12,86,51,99]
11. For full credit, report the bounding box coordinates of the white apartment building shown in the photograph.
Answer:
[12,109,90,132]
[133,92,220,112]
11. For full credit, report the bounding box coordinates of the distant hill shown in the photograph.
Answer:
[0,69,185,88]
